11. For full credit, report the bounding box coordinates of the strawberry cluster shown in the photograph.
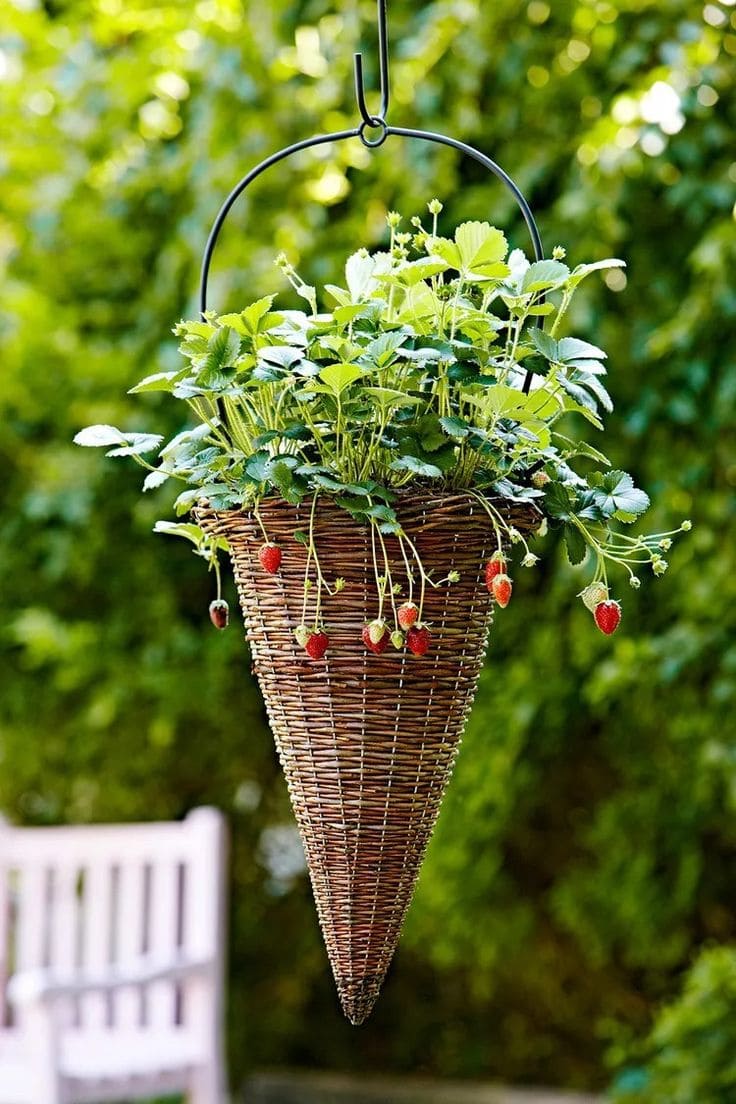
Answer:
[208,530,631,651]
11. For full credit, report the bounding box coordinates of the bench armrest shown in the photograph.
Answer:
[8,952,214,1006]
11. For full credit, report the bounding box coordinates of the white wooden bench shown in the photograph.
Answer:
[0,807,227,1104]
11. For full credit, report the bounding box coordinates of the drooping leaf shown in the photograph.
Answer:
[389,455,443,478]
[557,337,607,362]
[172,485,238,515]
[153,521,205,545]
[73,424,126,448]
[365,503,398,523]
[578,373,614,413]
[128,371,181,394]
[142,469,170,491]
[563,523,588,566]
[566,359,608,376]
[105,433,163,457]
[544,482,577,522]
[530,328,559,361]
[559,438,611,466]
[159,423,211,459]
[567,258,626,288]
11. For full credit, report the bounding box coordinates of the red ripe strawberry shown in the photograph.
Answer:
[362,624,389,655]
[304,630,330,659]
[258,542,282,574]
[397,601,418,630]
[594,600,621,635]
[406,625,431,656]
[491,573,512,608]
[485,553,507,593]
[209,599,229,630]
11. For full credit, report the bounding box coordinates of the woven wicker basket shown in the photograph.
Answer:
[197,490,537,1023]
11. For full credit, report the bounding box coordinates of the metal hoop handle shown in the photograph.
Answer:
[198,127,545,392]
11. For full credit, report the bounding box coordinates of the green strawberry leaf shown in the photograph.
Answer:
[389,455,443,478]
[589,469,650,518]
[74,424,126,448]
[439,415,470,439]
[106,433,163,457]
[521,260,570,293]
[319,362,365,394]
[454,222,509,276]
[557,337,607,362]
[544,482,577,522]
[142,469,169,491]
[567,258,625,288]
[563,523,588,566]
[128,371,182,394]
[529,327,559,361]
[153,521,205,545]
[244,452,271,483]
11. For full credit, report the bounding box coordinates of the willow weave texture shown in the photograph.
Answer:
[198,491,537,1023]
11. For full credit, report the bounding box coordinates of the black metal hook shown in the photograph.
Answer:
[199,0,545,393]
[354,0,390,128]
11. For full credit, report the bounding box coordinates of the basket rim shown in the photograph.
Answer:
[194,485,543,524]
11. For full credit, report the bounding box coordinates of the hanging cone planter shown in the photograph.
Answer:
[197,492,537,1022]
[74,0,689,1027]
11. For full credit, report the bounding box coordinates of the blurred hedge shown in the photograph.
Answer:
[610,945,736,1102]
[1,0,734,1091]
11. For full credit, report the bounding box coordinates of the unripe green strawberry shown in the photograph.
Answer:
[579,581,609,613]
[362,625,389,655]
[397,601,418,630]
[390,630,405,649]
[368,619,387,645]
[209,599,229,630]
[594,600,621,635]
[491,573,512,608]
[485,553,507,592]
[294,624,310,647]
[531,470,550,489]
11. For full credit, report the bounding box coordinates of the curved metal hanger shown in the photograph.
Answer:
[199,0,544,393]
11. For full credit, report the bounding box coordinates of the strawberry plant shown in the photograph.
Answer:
[76,202,688,646]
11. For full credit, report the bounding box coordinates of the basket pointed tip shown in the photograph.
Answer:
[338,978,383,1026]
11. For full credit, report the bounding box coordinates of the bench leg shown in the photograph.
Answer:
[189,1063,226,1104]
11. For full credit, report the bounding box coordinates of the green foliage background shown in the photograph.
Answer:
[1,0,734,1092]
